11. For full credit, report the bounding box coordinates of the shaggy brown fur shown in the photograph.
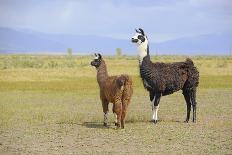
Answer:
[91,53,133,129]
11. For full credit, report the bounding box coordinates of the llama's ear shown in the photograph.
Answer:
[138,28,145,36]
[97,53,102,60]
[94,53,98,59]
[135,29,140,33]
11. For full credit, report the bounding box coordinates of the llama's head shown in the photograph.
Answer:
[91,53,102,68]
[131,28,148,46]
[131,28,149,63]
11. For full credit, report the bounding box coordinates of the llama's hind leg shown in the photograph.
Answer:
[112,104,118,126]
[183,91,191,123]
[114,101,122,128]
[121,100,129,129]
[190,89,197,123]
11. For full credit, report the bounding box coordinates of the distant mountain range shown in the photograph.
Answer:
[0,27,231,55]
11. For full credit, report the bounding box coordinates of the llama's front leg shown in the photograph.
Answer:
[152,105,159,124]
[102,100,109,127]
[103,112,109,127]
[150,92,161,124]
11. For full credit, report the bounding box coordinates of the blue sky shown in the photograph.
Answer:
[0,0,231,42]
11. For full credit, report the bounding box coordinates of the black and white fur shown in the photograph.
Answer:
[131,28,199,124]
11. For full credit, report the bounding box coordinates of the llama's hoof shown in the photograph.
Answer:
[153,120,158,124]
[184,120,189,123]
[103,122,108,127]
[115,123,120,128]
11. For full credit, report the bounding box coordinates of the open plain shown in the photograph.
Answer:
[0,55,232,154]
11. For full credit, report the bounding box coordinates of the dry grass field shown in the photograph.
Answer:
[0,55,232,154]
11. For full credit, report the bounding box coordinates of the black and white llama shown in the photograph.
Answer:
[131,28,199,123]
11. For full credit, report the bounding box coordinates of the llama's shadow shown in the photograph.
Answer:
[154,119,185,123]
[125,119,183,124]
[82,122,115,129]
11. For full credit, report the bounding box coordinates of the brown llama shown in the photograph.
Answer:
[91,53,133,129]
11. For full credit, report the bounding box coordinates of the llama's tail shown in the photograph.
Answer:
[184,58,199,87]
[116,75,133,93]
[185,58,194,66]
[117,74,133,105]
[116,75,131,89]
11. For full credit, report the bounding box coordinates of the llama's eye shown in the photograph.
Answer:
[138,35,145,42]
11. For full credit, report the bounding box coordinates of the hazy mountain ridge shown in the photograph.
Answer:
[0,27,231,55]
[155,33,232,55]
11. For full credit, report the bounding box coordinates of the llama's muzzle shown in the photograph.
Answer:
[131,38,138,43]
[90,61,95,66]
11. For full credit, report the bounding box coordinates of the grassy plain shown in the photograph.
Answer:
[0,55,232,154]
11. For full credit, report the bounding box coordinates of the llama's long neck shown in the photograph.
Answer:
[139,46,154,91]
[96,60,109,86]
[137,42,150,65]
[138,42,154,86]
